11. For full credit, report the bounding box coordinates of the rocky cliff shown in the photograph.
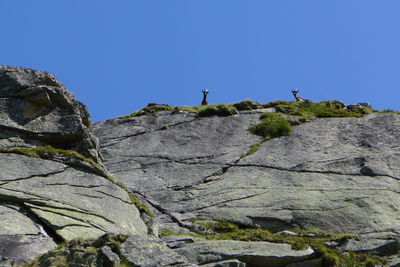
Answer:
[0,66,399,267]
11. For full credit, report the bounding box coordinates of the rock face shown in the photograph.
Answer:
[94,112,400,236]
[2,65,400,266]
[0,66,147,265]
[0,65,99,161]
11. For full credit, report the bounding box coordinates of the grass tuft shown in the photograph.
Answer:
[197,104,238,117]
[0,145,100,168]
[266,100,370,120]
[233,99,262,111]
[119,104,174,119]
[128,193,154,218]
[249,113,292,139]
[241,142,261,158]
[25,234,130,267]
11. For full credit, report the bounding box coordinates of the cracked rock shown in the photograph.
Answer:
[95,112,400,234]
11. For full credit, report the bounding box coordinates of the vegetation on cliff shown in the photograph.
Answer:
[118,98,375,121]
[249,112,292,139]
[161,220,386,267]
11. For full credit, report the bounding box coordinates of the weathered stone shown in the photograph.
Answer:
[174,240,315,267]
[0,66,99,162]
[94,112,400,235]
[0,235,56,265]
[387,255,400,267]
[0,67,148,264]
[340,238,400,256]
[162,235,205,249]
[119,235,190,266]
[100,246,121,266]
[0,153,147,241]
[141,213,160,237]
[0,202,56,264]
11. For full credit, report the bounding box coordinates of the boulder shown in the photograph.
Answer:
[0,67,147,264]
[0,66,99,162]
[340,238,400,256]
[100,246,121,266]
[119,235,190,266]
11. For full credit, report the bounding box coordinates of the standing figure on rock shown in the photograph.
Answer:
[291,88,311,102]
[201,89,209,105]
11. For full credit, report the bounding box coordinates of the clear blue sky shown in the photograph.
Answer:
[1,1,400,122]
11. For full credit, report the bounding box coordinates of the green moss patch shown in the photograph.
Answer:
[26,234,129,267]
[249,113,292,139]
[265,100,370,120]
[233,99,262,111]
[0,145,100,168]
[197,104,238,117]
[161,220,385,267]
[128,193,154,218]
[119,104,174,119]
[241,142,261,158]
[373,109,400,114]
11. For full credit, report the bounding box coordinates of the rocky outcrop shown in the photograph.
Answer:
[94,107,400,266]
[94,111,400,236]
[0,66,147,265]
[2,65,400,266]
[0,65,99,162]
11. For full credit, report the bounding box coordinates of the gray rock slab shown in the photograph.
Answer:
[180,166,399,233]
[388,255,400,267]
[0,153,147,240]
[340,238,400,256]
[0,202,56,265]
[0,202,43,235]
[100,246,121,266]
[240,113,400,178]
[174,240,315,267]
[95,112,400,234]
[162,235,205,249]
[94,113,262,223]
[0,235,56,265]
[94,111,197,148]
[119,235,190,266]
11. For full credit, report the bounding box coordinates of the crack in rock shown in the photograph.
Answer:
[233,163,400,181]
[0,167,69,185]
[0,188,115,224]
[186,192,268,212]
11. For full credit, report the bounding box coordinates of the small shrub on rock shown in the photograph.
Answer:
[268,101,367,120]
[346,103,373,114]
[233,99,261,111]
[197,104,238,117]
[119,104,174,119]
[249,113,292,139]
